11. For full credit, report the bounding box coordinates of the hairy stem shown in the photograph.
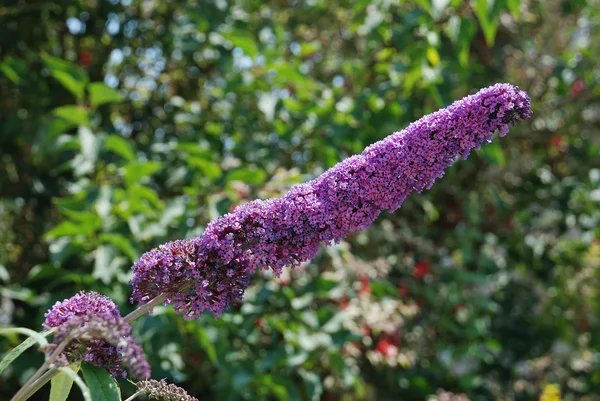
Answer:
[124,389,145,401]
[124,292,169,323]
[11,332,75,401]
[12,369,59,401]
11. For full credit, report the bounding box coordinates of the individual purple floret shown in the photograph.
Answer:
[44,291,150,378]
[130,83,532,319]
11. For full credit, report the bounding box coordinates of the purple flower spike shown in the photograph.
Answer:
[44,292,150,378]
[131,83,531,319]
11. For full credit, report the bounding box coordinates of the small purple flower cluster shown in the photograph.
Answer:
[130,83,532,319]
[44,291,150,378]
[44,290,120,328]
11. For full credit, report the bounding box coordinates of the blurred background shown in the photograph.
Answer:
[1,0,599,400]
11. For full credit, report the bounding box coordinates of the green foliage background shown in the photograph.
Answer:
[1,0,599,400]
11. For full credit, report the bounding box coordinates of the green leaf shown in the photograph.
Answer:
[257,375,295,401]
[446,16,477,67]
[299,369,323,401]
[88,82,123,107]
[269,62,319,92]
[70,127,99,176]
[223,29,258,57]
[99,233,139,260]
[50,361,81,401]
[80,364,120,401]
[127,184,165,211]
[226,167,267,185]
[0,329,50,375]
[44,221,87,239]
[431,0,451,18]
[53,106,90,127]
[93,245,124,284]
[481,140,506,166]
[104,134,136,161]
[184,156,222,181]
[122,161,163,186]
[42,53,89,101]
[160,198,186,227]
[506,0,520,18]
[472,0,506,47]
[194,325,218,365]
[0,56,27,84]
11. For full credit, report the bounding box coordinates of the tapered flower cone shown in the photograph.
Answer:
[131,83,532,319]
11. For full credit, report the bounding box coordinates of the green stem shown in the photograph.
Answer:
[124,292,169,323]
[124,389,145,401]
[13,369,59,401]
[11,333,75,401]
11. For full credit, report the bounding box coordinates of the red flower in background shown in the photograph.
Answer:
[550,135,564,150]
[570,78,584,98]
[398,283,410,299]
[79,50,92,67]
[340,295,349,309]
[413,260,431,279]
[359,275,371,295]
[375,337,393,356]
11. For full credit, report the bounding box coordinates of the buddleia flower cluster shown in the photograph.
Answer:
[136,379,199,401]
[43,291,150,378]
[130,83,532,319]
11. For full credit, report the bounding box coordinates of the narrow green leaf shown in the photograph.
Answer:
[59,366,91,401]
[0,56,27,84]
[1,338,36,375]
[88,82,123,107]
[472,0,507,47]
[194,326,218,365]
[0,327,48,347]
[50,362,81,401]
[0,328,51,374]
[80,364,120,401]
[506,0,520,18]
